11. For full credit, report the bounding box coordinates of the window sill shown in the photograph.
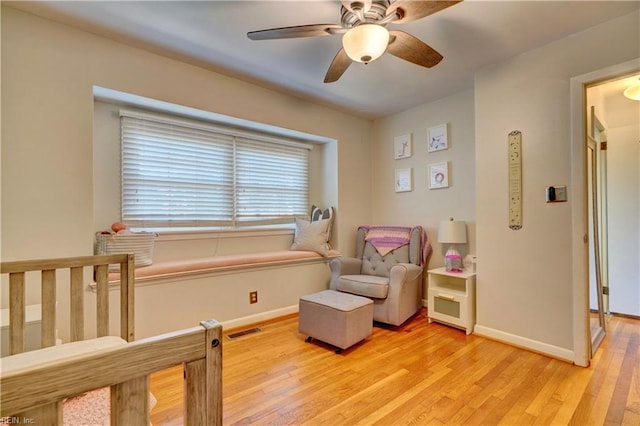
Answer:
[130,225,295,242]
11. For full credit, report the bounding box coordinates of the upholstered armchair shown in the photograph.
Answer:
[329,226,431,326]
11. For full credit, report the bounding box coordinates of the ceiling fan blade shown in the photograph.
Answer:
[324,49,352,83]
[386,0,462,24]
[247,24,343,40]
[387,31,443,68]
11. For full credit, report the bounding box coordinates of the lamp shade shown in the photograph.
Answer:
[438,218,467,244]
[342,24,389,64]
[624,82,640,101]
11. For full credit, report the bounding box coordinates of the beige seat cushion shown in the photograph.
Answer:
[337,274,389,299]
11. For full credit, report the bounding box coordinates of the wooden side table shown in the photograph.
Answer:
[427,267,476,334]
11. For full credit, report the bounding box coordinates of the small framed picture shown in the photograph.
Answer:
[395,168,413,192]
[429,162,449,189]
[394,134,412,159]
[428,123,448,152]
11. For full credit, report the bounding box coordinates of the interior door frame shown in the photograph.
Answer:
[587,129,606,356]
[590,106,609,314]
[570,58,639,367]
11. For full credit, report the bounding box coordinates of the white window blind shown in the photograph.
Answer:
[120,110,310,229]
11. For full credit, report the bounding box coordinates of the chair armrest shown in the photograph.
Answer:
[389,263,423,288]
[385,263,424,325]
[329,257,362,290]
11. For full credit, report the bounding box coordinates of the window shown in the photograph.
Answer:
[120,109,310,229]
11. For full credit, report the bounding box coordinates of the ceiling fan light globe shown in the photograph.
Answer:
[623,83,640,101]
[342,24,389,64]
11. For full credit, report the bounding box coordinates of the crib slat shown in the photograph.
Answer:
[110,375,149,425]
[9,272,26,355]
[41,269,57,348]
[120,254,135,342]
[185,358,206,425]
[70,266,84,342]
[95,264,109,337]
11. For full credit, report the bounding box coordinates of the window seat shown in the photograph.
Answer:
[107,249,340,284]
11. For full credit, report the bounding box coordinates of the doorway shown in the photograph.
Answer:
[587,75,640,313]
[585,72,640,356]
[570,59,640,367]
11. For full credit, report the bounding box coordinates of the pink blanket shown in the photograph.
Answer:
[359,225,431,266]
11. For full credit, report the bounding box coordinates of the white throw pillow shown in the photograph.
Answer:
[291,218,331,256]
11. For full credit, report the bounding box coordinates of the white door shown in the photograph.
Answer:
[587,123,606,355]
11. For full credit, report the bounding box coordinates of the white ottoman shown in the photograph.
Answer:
[299,290,373,353]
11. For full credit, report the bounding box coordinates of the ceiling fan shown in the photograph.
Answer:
[247,0,462,83]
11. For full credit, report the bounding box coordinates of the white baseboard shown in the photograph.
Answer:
[474,324,575,363]
[220,304,298,331]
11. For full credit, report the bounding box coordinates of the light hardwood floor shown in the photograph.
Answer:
[150,310,640,425]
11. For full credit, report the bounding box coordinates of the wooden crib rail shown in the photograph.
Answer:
[1,254,135,355]
[1,319,223,425]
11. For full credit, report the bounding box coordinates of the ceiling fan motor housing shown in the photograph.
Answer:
[341,0,394,28]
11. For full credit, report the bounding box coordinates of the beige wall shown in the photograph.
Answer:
[606,123,640,316]
[371,89,476,298]
[474,11,639,361]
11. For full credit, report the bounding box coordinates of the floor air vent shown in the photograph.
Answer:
[226,327,262,340]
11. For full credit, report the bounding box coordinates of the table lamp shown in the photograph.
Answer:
[438,217,467,272]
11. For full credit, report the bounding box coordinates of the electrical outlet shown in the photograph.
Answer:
[249,291,258,304]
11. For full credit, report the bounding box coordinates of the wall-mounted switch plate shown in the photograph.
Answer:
[546,185,567,203]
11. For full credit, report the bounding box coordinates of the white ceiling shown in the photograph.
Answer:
[7,0,640,120]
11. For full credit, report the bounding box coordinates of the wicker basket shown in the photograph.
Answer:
[94,232,157,271]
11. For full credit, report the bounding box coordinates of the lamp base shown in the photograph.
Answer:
[445,246,463,272]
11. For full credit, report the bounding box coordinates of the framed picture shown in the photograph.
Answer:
[395,168,413,192]
[394,134,412,159]
[428,123,448,152]
[429,162,449,189]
